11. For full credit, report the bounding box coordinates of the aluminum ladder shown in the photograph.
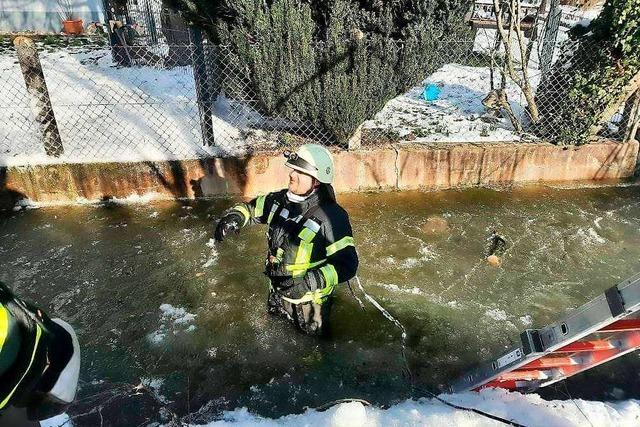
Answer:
[449,272,640,393]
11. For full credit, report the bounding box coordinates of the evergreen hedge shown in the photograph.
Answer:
[171,0,474,144]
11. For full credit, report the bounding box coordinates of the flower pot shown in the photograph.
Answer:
[62,19,84,35]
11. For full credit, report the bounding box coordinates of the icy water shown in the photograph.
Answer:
[1,185,640,425]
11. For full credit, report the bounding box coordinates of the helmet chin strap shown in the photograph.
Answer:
[287,179,319,202]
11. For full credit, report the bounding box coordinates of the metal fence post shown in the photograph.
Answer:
[540,0,561,79]
[623,91,640,143]
[190,27,215,147]
[13,36,64,157]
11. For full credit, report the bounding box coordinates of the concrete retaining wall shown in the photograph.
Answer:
[1,140,638,208]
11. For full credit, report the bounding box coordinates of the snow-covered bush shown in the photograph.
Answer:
[169,0,474,144]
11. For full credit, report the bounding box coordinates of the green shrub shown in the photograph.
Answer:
[534,0,640,145]
[171,0,474,144]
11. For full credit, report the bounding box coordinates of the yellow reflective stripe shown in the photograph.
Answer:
[0,324,42,410]
[298,227,316,243]
[233,204,251,226]
[0,305,8,352]
[282,293,316,305]
[254,195,266,218]
[290,241,314,277]
[282,271,337,305]
[267,203,279,225]
[320,264,339,287]
[274,248,285,263]
[326,236,354,256]
[294,242,313,265]
[284,259,326,272]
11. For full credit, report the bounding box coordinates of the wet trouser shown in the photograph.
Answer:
[0,407,39,426]
[267,289,333,336]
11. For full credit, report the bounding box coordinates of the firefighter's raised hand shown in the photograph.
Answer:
[214,212,243,242]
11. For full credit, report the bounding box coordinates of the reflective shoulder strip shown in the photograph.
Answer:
[254,195,266,218]
[279,208,290,219]
[298,220,320,243]
[0,324,42,410]
[320,264,339,287]
[267,202,280,225]
[298,227,317,243]
[303,219,321,233]
[0,305,8,352]
[233,204,251,226]
[326,236,355,256]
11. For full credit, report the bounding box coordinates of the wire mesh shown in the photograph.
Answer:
[0,13,636,167]
[0,45,43,163]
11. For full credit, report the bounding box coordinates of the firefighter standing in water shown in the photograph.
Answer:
[214,144,358,336]
[0,281,80,426]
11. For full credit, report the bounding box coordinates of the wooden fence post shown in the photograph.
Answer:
[13,36,64,157]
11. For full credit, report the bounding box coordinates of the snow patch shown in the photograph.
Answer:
[141,376,169,404]
[419,245,439,261]
[484,308,508,321]
[160,303,196,325]
[400,257,420,268]
[577,227,606,245]
[148,304,197,344]
[519,315,533,326]
[203,238,219,268]
[0,47,250,167]
[40,412,73,427]
[182,388,640,426]
[361,63,539,143]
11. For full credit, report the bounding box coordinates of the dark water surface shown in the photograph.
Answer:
[1,185,640,425]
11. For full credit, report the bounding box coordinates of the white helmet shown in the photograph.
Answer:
[284,144,334,184]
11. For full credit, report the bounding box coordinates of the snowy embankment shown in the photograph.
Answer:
[361,63,539,144]
[187,389,640,427]
[0,47,253,166]
[0,5,605,166]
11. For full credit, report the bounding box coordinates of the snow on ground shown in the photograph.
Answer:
[361,63,540,143]
[0,46,265,166]
[185,388,640,426]
[362,2,604,145]
[0,2,605,166]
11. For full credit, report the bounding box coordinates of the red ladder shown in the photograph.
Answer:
[449,273,640,393]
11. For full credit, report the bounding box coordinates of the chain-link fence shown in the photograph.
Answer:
[0,26,637,167]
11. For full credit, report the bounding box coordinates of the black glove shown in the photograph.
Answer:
[214,212,243,242]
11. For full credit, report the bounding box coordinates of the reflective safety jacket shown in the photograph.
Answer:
[0,282,78,412]
[230,186,358,303]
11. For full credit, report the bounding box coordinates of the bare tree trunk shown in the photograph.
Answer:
[14,36,64,157]
[492,0,540,127]
[511,0,540,123]
[524,0,547,65]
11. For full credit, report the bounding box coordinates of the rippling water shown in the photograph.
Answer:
[1,184,639,425]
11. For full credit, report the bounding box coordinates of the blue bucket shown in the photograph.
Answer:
[423,83,441,102]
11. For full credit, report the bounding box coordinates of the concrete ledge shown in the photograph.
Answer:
[397,140,639,190]
[1,140,638,208]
